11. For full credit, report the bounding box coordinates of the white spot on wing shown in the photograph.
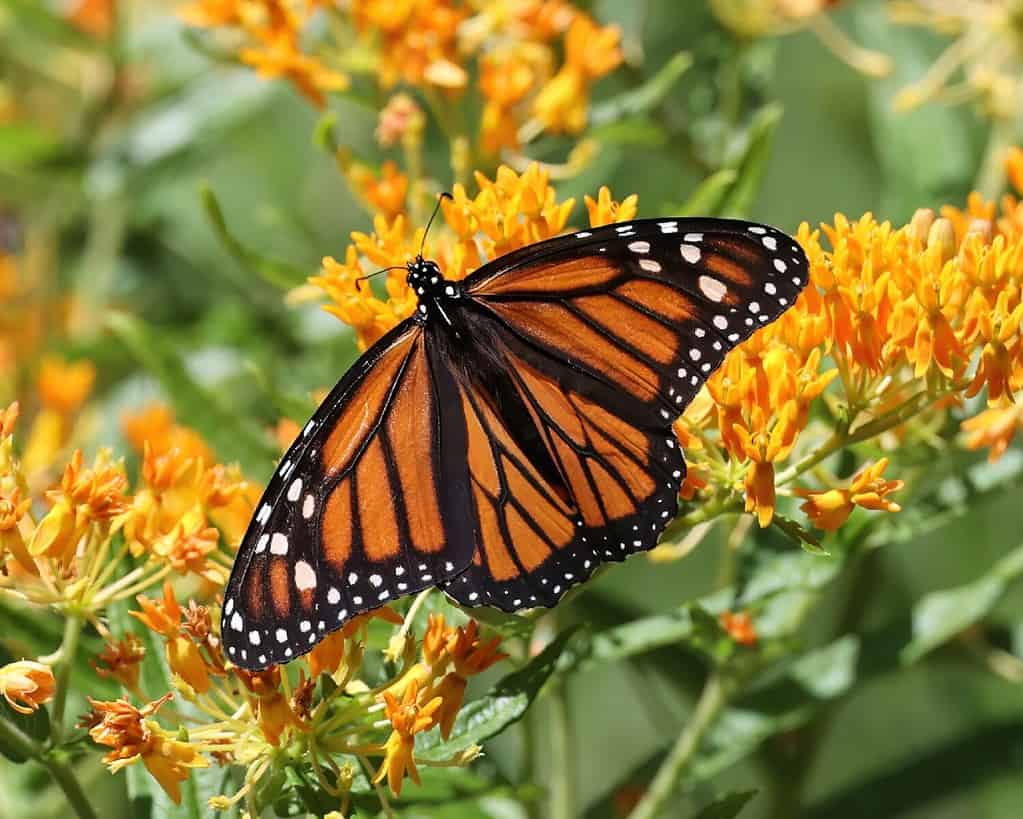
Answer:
[680,244,701,263]
[294,560,317,590]
[270,533,288,555]
[287,478,302,502]
[699,275,727,302]
[639,258,661,273]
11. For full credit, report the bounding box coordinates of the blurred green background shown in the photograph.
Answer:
[3,0,1023,817]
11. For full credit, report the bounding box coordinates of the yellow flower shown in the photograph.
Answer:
[374,679,442,796]
[36,356,96,415]
[348,161,409,219]
[177,0,245,28]
[584,186,638,227]
[28,449,130,568]
[961,404,1023,462]
[351,0,469,91]
[122,403,214,463]
[241,33,349,109]
[0,483,35,576]
[85,693,209,805]
[132,583,215,693]
[0,660,55,714]
[531,14,622,134]
[93,636,147,694]
[795,459,904,531]
[236,667,307,746]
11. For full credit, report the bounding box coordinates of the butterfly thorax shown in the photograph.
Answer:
[407,256,463,328]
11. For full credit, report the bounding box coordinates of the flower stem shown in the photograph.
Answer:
[41,751,100,819]
[0,716,98,819]
[975,114,1017,200]
[626,673,727,819]
[549,679,575,819]
[50,614,84,745]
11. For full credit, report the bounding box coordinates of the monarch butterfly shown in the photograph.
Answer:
[222,214,808,669]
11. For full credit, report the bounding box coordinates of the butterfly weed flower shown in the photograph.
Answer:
[795,458,904,531]
[0,660,55,714]
[84,693,211,805]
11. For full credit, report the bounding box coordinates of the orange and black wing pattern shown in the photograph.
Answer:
[222,217,807,667]
[443,218,808,608]
[221,322,475,668]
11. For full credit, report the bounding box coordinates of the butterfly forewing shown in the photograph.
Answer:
[222,323,475,668]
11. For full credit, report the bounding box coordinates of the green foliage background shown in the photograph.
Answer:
[2,1,1023,818]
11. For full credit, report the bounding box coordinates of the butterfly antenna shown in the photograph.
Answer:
[419,192,453,259]
[355,265,406,291]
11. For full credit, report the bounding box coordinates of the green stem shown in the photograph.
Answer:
[775,383,964,487]
[0,716,98,819]
[0,711,41,762]
[50,615,84,745]
[627,673,727,819]
[974,115,1018,200]
[41,752,100,819]
[549,679,575,819]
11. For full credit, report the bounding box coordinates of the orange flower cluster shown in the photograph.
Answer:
[0,400,252,619]
[0,660,55,714]
[92,579,505,807]
[180,1,623,153]
[316,158,1023,540]
[179,0,348,108]
[83,693,209,805]
[372,614,503,794]
[120,406,258,583]
[796,459,904,531]
[313,163,614,349]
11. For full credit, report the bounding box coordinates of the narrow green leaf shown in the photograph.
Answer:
[0,702,48,763]
[0,123,64,168]
[718,104,783,218]
[200,183,309,290]
[107,312,278,475]
[902,575,1005,664]
[590,52,693,127]
[690,790,758,819]
[902,541,1023,663]
[417,627,579,761]
[671,169,738,217]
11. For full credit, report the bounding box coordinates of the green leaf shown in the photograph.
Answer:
[0,123,64,168]
[671,169,738,217]
[589,117,669,147]
[901,542,1023,663]
[718,104,783,219]
[200,183,310,290]
[107,312,278,475]
[802,720,1023,819]
[417,627,579,761]
[770,514,827,555]
[690,790,758,819]
[0,701,49,763]
[853,3,981,218]
[590,52,693,127]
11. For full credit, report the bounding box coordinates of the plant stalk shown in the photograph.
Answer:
[50,614,84,744]
[627,672,727,819]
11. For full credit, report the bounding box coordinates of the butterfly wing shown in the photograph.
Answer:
[442,218,808,610]
[221,321,476,669]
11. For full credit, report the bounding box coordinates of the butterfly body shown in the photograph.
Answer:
[222,218,809,669]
